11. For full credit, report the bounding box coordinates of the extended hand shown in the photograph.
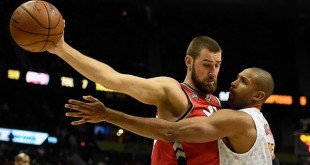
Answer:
[65,95,108,125]
[47,20,65,54]
[47,33,65,54]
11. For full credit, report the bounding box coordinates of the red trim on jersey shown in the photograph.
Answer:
[151,83,221,165]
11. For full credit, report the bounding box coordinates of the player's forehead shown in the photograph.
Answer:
[198,48,222,62]
[238,69,257,82]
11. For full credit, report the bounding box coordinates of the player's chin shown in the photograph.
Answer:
[228,92,234,99]
[203,85,216,94]
[227,93,235,102]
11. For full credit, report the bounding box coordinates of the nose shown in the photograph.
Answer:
[208,72,215,79]
[231,80,236,88]
[208,65,217,76]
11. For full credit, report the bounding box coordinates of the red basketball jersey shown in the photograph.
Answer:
[151,83,221,165]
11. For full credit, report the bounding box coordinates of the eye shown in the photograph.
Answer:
[241,78,247,84]
[203,64,210,67]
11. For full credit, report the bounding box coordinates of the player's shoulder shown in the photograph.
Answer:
[151,76,180,84]
[215,109,252,120]
[159,76,179,81]
[149,77,184,95]
[214,109,254,131]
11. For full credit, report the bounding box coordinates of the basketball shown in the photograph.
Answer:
[9,0,64,52]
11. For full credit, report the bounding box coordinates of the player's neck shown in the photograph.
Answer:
[254,105,262,110]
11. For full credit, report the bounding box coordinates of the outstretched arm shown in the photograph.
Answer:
[65,95,178,139]
[48,34,182,106]
[65,96,246,142]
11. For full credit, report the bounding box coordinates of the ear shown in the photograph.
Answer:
[185,55,193,70]
[253,91,265,102]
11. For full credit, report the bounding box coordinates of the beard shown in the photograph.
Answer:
[191,66,217,94]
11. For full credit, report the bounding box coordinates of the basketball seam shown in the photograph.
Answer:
[9,24,63,36]
[41,1,62,29]
[19,40,58,47]
[41,1,50,51]
[19,1,62,30]
[10,0,63,52]
[41,1,63,50]
[20,5,48,30]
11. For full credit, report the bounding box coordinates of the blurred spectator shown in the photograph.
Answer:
[299,118,310,133]
[14,153,30,165]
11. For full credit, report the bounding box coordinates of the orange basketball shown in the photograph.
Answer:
[9,0,64,52]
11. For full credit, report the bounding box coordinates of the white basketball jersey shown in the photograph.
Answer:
[218,107,275,165]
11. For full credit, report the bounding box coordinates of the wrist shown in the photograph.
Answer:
[105,108,123,123]
[104,108,114,121]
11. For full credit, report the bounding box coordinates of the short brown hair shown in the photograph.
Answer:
[186,36,222,59]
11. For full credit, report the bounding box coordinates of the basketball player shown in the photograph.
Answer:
[48,35,222,164]
[14,153,30,165]
[64,67,279,165]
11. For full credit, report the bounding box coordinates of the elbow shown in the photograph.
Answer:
[154,122,180,142]
[158,129,178,142]
[163,132,177,142]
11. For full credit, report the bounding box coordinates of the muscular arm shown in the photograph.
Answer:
[104,109,250,142]
[48,38,182,106]
[65,97,249,142]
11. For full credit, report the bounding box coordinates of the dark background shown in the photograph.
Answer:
[1,0,310,164]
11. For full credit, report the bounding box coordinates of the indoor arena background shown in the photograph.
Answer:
[1,0,310,164]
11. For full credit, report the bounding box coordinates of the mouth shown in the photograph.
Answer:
[229,88,235,95]
[205,79,215,85]
[206,81,214,85]
[228,91,235,101]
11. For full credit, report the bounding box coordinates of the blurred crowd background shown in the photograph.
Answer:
[1,0,310,164]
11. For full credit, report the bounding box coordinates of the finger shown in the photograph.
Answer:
[65,112,85,118]
[71,118,88,125]
[68,99,89,107]
[64,104,85,112]
[83,95,99,103]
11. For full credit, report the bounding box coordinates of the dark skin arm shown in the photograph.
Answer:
[65,95,252,143]
[66,95,277,161]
